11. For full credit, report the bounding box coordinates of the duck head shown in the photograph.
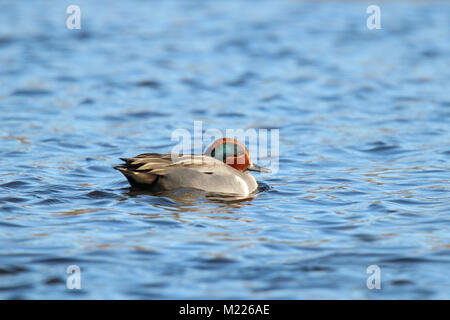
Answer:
[204,138,271,173]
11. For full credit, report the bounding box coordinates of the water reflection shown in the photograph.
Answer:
[121,187,259,214]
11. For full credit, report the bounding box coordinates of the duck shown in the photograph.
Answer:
[114,138,270,196]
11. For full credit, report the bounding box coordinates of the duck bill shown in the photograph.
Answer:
[247,162,272,173]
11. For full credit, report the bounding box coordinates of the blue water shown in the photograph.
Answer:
[0,0,449,299]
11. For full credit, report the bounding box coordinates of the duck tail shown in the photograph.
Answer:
[114,165,159,188]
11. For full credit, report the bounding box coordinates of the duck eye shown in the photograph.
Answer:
[210,146,227,161]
